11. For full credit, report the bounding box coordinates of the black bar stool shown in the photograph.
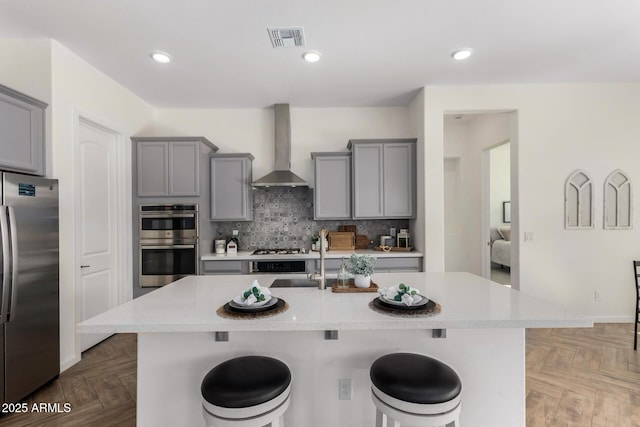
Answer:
[370,353,462,427]
[201,356,292,427]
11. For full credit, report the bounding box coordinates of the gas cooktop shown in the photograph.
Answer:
[252,248,303,255]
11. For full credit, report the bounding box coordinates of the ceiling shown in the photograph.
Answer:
[0,0,638,108]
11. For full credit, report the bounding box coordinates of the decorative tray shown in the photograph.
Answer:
[331,281,379,293]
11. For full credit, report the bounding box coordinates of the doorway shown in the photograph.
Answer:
[443,111,518,289]
[484,141,511,286]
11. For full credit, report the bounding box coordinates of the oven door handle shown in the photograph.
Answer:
[140,244,196,249]
[140,213,196,218]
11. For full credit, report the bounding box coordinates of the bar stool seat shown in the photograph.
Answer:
[370,353,462,427]
[201,356,291,427]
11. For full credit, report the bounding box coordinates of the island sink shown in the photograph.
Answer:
[270,278,336,288]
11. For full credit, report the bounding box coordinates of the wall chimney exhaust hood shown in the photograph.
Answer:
[252,103,308,187]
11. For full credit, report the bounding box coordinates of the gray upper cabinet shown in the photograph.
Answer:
[348,139,416,219]
[383,142,415,218]
[0,84,47,176]
[311,152,351,219]
[133,137,218,197]
[210,153,254,221]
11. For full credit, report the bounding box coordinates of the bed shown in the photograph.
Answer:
[491,227,511,268]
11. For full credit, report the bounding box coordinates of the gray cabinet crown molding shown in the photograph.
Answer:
[131,136,218,152]
[0,84,47,176]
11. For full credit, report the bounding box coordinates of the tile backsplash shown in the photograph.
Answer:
[213,187,409,251]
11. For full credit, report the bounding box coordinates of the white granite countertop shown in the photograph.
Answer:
[201,249,423,261]
[77,272,591,333]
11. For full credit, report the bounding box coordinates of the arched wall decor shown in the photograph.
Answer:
[565,170,594,229]
[603,169,632,230]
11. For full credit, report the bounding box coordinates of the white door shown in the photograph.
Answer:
[77,119,119,351]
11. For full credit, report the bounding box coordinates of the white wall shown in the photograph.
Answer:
[50,41,156,370]
[0,39,53,174]
[153,107,413,186]
[490,142,510,229]
[408,90,425,254]
[424,83,640,320]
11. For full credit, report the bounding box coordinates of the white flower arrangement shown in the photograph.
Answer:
[349,254,376,276]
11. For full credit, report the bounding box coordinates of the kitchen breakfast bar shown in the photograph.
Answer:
[77,272,591,427]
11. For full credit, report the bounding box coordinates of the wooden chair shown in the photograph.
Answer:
[634,261,640,350]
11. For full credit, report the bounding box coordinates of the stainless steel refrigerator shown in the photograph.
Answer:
[1,172,59,403]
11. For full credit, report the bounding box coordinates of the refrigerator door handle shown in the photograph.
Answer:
[7,206,18,321]
[0,206,10,324]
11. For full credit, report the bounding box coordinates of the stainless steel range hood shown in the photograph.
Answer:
[252,103,308,187]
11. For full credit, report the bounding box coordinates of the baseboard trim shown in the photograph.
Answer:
[60,354,81,373]
[593,315,634,323]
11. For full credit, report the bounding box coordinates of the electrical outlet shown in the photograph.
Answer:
[524,232,534,242]
[594,291,601,302]
[338,379,352,400]
[390,228,396,237]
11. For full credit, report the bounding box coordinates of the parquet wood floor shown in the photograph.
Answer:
[0,325,637,426]
[527,323,640,427]
[0,334,136,427]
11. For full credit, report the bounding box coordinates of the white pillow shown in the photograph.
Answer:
[498,226,511,242]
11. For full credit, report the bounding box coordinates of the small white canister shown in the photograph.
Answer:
[215,240,226,254]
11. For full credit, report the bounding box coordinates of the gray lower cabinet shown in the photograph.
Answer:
[316,257,423,274]
[202,260,248,275]
[210,153,254,221]
[311,152,351,219]
[348,139,416,219]
[0,84,46,176]
[133,137,218,197]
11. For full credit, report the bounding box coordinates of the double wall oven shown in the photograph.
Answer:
[139,204,198,287]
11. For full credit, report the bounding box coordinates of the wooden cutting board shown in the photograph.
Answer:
[355,234,369,249]
[328,231,355,250]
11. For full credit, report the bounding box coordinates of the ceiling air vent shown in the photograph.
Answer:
[267,27,305,48]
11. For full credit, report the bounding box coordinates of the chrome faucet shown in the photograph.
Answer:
[308,228,327,289]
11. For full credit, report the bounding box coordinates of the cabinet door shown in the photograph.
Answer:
[137,142,169,196]
[169,142,200,196]
[383,142,415,218]
[202,260,247,275]
[314,154,351,219]
[352,144,384,218]
[210,156,253,221]
[0,87,45,175]
[374,257,422,272]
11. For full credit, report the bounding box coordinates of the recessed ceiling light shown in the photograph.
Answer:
[451,49,473,61]
[302,51,321,63]
[150,51,172,64]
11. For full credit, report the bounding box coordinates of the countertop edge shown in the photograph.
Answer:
[201,249,424,261]
[77,318,593,334]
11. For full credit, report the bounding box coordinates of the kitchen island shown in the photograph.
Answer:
[77,272,591,427]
